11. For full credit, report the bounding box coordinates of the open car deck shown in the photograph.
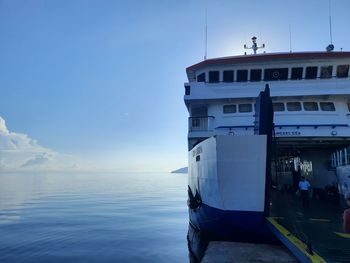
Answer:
[269,190,350,263]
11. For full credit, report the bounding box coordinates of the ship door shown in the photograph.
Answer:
[345,102,350,125]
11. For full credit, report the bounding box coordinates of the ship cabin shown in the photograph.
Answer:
[184,51,350,200]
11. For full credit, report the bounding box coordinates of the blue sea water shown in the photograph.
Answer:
[0,172,189,263]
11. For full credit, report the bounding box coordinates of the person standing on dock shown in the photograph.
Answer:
[298,176,311,209]
[344,192,350,233]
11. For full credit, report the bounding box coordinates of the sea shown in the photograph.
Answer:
[0,172,192,263]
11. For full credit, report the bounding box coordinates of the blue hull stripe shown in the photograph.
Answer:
[189,203,277,243]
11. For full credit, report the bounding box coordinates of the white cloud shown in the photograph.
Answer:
[21,153,51,168]
[0,116,79,171]
[0,117,9,134]
[0,116,186,172]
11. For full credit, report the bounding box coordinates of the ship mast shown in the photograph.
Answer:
[244,36,265,54]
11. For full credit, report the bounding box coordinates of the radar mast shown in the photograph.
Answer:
[244,37,265,54]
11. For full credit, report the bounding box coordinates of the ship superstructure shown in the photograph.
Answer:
[185,51,350,148]
[184,48,350,243]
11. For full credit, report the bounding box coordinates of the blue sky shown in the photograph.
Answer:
[0,0,350,172]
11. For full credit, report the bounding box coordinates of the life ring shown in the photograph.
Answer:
[273,71,280,78]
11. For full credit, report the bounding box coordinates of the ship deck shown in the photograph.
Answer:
[270,189,350,262]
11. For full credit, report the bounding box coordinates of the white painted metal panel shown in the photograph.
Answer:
[188,135,267,212]
[216,135,267,211]
[188,137,221,207]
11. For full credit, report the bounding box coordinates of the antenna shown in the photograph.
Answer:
[289,24,292,53]
[329,0,333,45]
[325,0,334,52]
[204,8,208,60]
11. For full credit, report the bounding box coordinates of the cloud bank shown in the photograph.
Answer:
[0,116,77,171]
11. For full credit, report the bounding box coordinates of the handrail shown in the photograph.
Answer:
[275,124,348,129]
[189,116,215,132]
[189,116,215,119]
[216,125,254,129]
[216,124,349,129]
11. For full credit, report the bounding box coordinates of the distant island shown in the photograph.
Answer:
[171,167,188,174]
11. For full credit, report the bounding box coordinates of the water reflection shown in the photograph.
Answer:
[0,173,46,210]
[187,223,209,263]
[0,173,50,224]
[0,172,190,263]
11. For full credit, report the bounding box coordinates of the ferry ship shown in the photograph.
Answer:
[184,38,350,245]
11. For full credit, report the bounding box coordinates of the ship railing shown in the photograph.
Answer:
[189,116,215,132]
[331,146,350,168]
[215,124,349,130]
[275,124,349,129]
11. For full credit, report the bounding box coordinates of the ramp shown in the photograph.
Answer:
[201,241,298,263]
[266,217,326,263]
[268,189,350,262]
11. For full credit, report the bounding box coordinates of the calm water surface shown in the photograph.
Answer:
[0,172,189,263]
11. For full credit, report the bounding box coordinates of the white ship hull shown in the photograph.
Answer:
[188,135,276,242]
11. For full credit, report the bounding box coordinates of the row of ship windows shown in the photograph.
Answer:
[197,65,350,83]
[223,102,336,114]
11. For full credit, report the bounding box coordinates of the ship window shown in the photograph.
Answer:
[250,69,262,81]
[223,105,236,114]
[237,70,248,82]
[264,68,288,81]
[305,66,318,79]
[291,67,303,80]
[239,104,252,113]
[273,103,285,112]
[223,70,234,82]
[185,85,190,95]
[320,66,333,79]
[320,102,335,111]
[286,102,301,111]
[197,72,205,82]
[209,71,220,83]
[337,65,349,78]
[191,107,207,116]
[303,102,319,111]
